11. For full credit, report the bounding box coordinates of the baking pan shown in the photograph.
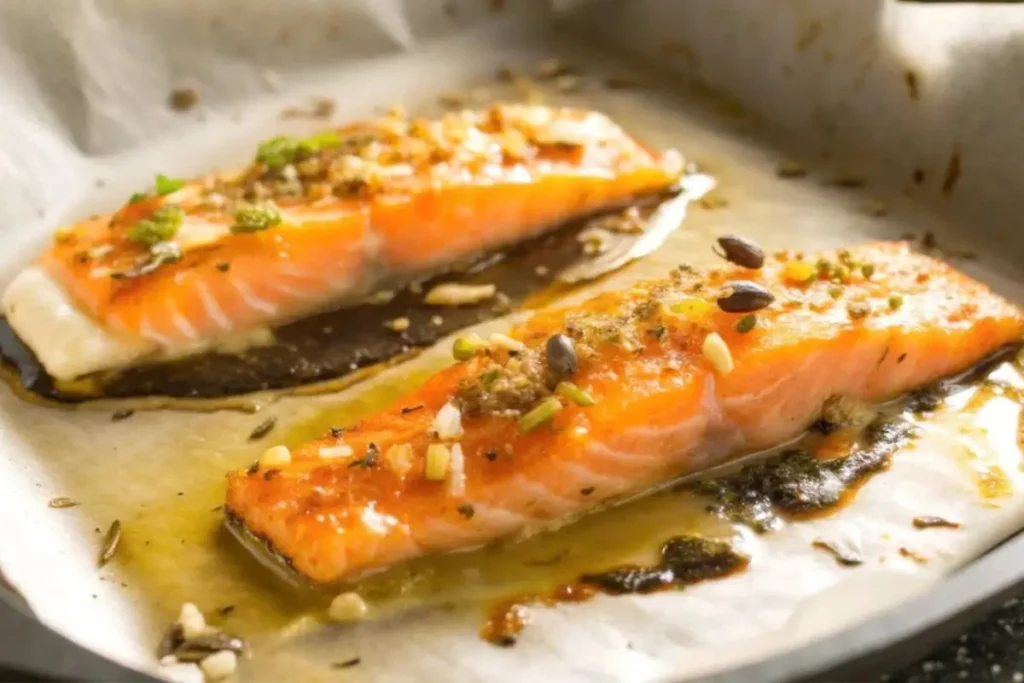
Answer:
[3,1,1024,681]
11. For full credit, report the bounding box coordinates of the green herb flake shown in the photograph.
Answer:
[154,174,185,196]
[888,294,904,310]
[861,263,875,279]
[231,203,282,234]
[128,191,150,205]
[828,284,844,300]
[735,314,757,334]
[556,381,596,407]
[256,135,301,170]
[517,396,563,434]
[128,205,183,245]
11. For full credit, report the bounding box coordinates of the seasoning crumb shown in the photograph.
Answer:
[424,282,497,306]
[438,91,465,109]
[776,160,807,178]
[485,448,498,462]
[604,75,640,90]
[699,193,730,210]
[941,147,962,196]
[912,168,926,185]
[430,315,444,326]
[169,88,199,111]
[536,58,568,79]
[401,405,424,414]
[456,503,475,519]
[215,262,230,272]
[904,69,920,101]
[899,546,929,564]
[98,520,122,567]
[812,539,863,566]
[534,265,549,277]
[332,658,362,669]
[922,232,937,249]
[580,486,594,496]
[247,416,277,442]
[280,96,335,119]
[555,74,580,92]
[864,198,888,216]
[48,497,80,509]
[830,172,866,188]
[111,409,135,422]
[385,317,411,332]
[912,515,962,530]
[847,302,870,319]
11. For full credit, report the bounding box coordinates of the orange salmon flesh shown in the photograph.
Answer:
[35,105,679,348]
[225,242,1024,584]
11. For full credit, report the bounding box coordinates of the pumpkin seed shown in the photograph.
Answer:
[48,497,79,509]
[545,334,578,376]
[717,281,775,313]
[714,235,764,269]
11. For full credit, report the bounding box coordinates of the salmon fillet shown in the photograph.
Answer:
[225,242,1024,584]
[3,105,679,379]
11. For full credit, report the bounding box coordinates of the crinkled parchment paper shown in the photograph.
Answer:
[2,1,1024,681]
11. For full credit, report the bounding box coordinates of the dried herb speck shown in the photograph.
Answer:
[248,416,277,441]
[98,520,122,567]
[332,658,362,669]
[457,504,475,519]
[580,486,595,496]
[401,405,424,414]
[111,409,135,422]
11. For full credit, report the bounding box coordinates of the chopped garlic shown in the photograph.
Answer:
[425,444,451,481]
[329,592,369,622]
[319,444,354,459]
[385,316,410,332]
[177,602,207,640]
[259,445,291,467]
[448,443,466,496]
[433,402,463,439]
[703,332,734,375]
[199,650,237,681]
[488,333,525,352]
[424,282,497,306]
[430,315,444,326]
[385,443,414,477]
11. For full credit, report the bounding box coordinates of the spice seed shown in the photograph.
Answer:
[48,497,80,509]
[714,235,764,269]
[247,416,277,441]
[98,520,122,567]
[717,280,775,313]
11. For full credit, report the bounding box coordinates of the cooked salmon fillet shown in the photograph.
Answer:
[225,241,1024,584]
[2,105,679,380]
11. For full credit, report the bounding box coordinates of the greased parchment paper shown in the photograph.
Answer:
[2,1,1024,681]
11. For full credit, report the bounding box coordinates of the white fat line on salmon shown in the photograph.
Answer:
[139,314,175,346]
[168,299,200,340]
[231,277,277,315]
[556,460,623,491]
[194,280,234,331]
[467,503,530,532]
[505,474,578,516]
[419,517,481,545]
[267,280,323,301]
[721,353,818,409]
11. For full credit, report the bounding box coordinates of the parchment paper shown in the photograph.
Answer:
[2,1,1024,681]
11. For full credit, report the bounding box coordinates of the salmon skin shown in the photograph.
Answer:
[225,241,1024,584]
[2,105,681,381]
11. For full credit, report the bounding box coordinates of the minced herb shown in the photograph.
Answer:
[155,174,185,195]
[128,205,183,245]
[231,203,282,234]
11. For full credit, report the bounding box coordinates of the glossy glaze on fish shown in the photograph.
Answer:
[2,105,681,381]
[225,242,1024,584]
